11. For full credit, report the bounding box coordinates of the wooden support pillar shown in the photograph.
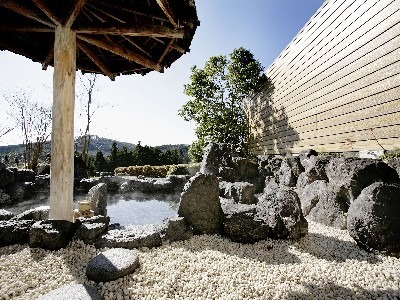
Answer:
[49,26,76,221]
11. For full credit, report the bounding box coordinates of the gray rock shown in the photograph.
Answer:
[230,157,263,192]
[0,209,14,221]
[29,220,76,250]
[75,222,108,245]
[200,143,231,175]
[296,156,330,190]
[325,158,399,204]
[256,187,308,240]
[0,189,12,205]
[87,183,108,216]
[347,182,400,257]
[385,157,400,177]
[79,178,100,193]
[298,180,328,216]
[13,168,36,182]
[38,284,101,300]
[257,155,283,177]
[95,224,162,249]
[0,168,14,188]
[0,220,34,246]
[308,185,348,229]
[278,156,304,187]
[11,182,35,201]
[221,198,268,243]
[220,181,257,204]
[86,248,140,283]
[13,206,50,221]
[166,175,191,193]
[161,217,193,242]
[178,173,223,234]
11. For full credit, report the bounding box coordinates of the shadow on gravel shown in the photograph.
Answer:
[285,282,399,300]
[174,235,301,264]
[295,232,381,263]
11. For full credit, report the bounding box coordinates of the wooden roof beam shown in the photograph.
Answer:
[0,0,54,28]
[42,46,54,70]
[77,35,163,72]
[122,36,152,58]
[77,41,115,81]
[64,0,87,28]
[32,0,62,26]
[158,38,174,64]
[0,25,53,32]
[74,24,185,38]
[156,0,178,28]
[171,43,186,54]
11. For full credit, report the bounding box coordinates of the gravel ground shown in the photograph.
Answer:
[0,220,399,300]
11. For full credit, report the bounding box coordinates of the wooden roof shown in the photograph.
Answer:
[0,0,199,80]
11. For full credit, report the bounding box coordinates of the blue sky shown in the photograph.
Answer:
[0,0,325,147]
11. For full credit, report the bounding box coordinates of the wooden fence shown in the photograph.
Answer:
[245,0,400,155]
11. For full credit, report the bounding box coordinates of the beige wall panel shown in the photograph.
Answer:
[246,0,400,154]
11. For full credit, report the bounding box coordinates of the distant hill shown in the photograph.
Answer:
[0,135,189,161]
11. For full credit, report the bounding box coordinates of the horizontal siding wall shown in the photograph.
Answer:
[246,0,400,155]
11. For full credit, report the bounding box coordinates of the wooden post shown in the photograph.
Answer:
[49,26,76,221]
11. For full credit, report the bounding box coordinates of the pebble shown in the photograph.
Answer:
[0,221,399,299]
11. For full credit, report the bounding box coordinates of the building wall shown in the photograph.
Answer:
[245,0,400,155]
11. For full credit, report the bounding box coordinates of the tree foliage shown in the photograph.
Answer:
[179,47,268,162]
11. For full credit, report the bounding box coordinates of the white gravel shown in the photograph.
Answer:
[0,220,399,300]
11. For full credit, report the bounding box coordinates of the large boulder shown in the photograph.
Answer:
[347,182,400,257]
[219,181,257,204]
[298,180,328,216]
[278,156,304,187]
[325,158,399,204]
[221,198,268,243]
[11,182,35,201]
[256,187,308,240]
[29,220,76,250]
[0,220,35,246]
[0,167,14,188]
[296,156,330,190]
[228,158,262,191]
[178,173,223,234]
[0,189,12,205]
[13,169,36,183]
[87,183,107,216]
[160,217,193,243]
[257,155,283,177]
[86,248,140,283]
[200,143,231,175]
[307,184,348,229]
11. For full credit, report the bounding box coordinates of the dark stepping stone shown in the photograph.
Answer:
[29,220,76,250]
[86,248,140,283]
[37,284,101,300]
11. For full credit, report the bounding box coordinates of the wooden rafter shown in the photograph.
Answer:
[0,25,53,32]
[122,36,152,58]
[0,0,54,28]
[42,45,54,70]
[97,1,170,23]
[156,0,178,28]
[77,34,163,72]
[64,0,87,28]
[171,43,186,54]
[86,3,126,23]
[32,0,62,26]
[77,41,115,80]
[74,24,185,39]
[158,38,174,64]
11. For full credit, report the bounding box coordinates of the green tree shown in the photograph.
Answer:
[107,142,119,171]
[93,150,108,173]
[179,47,269,161]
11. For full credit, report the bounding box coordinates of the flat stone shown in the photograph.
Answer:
[12,206,50,221]
[95,224,162,249]
[0,220,34,247]
[37,284,101,300]
[161,217,193,242]
[86,248,140,283]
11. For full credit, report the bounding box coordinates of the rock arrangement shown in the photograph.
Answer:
[1,221,399,299]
